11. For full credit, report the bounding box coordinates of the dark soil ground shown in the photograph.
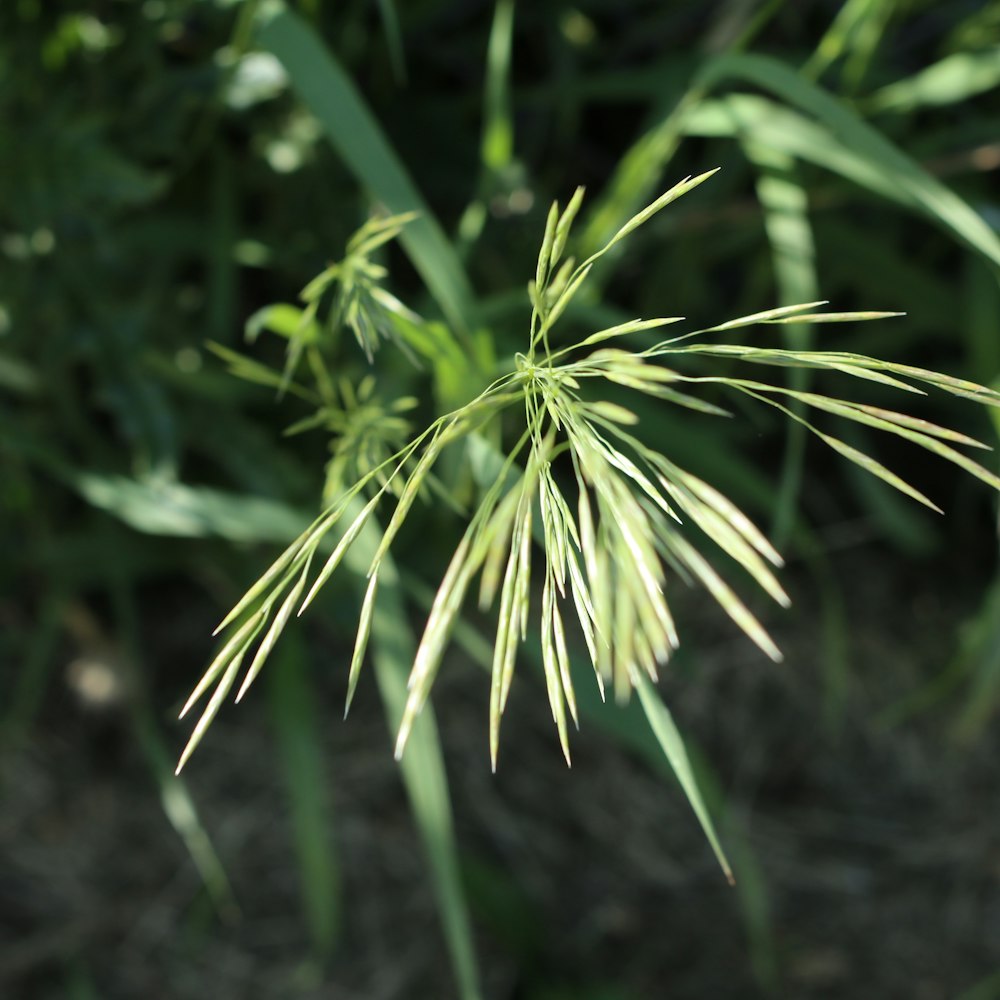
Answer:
[3,542,1000,999]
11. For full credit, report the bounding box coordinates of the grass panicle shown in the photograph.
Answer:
[180,175,1000,776]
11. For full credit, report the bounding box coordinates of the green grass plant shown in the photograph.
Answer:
[5,1,1000,994]
[178,169,1000,851]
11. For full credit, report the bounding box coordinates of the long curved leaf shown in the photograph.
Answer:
[254,1,477,338]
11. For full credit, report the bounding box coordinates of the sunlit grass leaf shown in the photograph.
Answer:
[866,46,1000,113]
[583,46,1000,276]
[687,75,1000,270]
[74,472,313,546]
[803,0,893,86]
[246,302,321,344]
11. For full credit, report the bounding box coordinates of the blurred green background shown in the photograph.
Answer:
[2,1,1000,997]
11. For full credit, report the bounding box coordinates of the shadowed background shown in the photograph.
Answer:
[2,1,1000,997]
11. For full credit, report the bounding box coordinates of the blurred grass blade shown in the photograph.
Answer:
[456,0,516,251]
[964,257,1000,381]
[339,504,483,1000]
[1,589,63,745]
[255,1,477,339]
[635,672,734,884]
[140,706,238,917]
[804,0,866,79]
[683,744,779,992]
[375,0,407,84]
[73,473,311,544]
[804,0,897,88]
[956,967,1000,1000]
[951,571,1000,741]
[0,352,40,395]
[369,596,483,1000]
[585,50,1000,273]
[104,562,238,918]
[743,142,818,545]
[694,55,1000,268]
[867,46,1000,113]
[578,88,696,257]
[482,0,515,173]
[156,755,238,918]
[267,631,340,958]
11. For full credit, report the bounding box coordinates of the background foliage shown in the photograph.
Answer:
[2,1,999,998]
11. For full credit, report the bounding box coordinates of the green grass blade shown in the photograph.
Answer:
[267,631,340,959]
[584,51,1000,273]
[374,0,407,84]
[482,0,515,173]
[255,1,477,340]
[151,748,239,919]
[964,257,1000,381]
[578,88,696,258]
[456,0,516,252]
[71,473,312,546]
[105,560,238,919]
[803,0,896,88]
[692,56,1000,268]
[1,589,63,745]
[744,142,818,546]
[370,590,483,1000]
[635,672,734,884]
[339,505,483,1000]
[866,46,1000,113]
